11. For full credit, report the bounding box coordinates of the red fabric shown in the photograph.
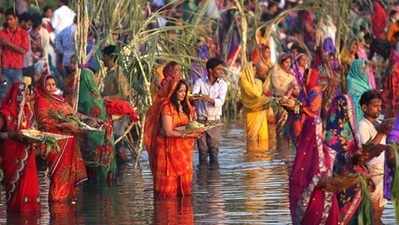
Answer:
[383,63,399,117]
[35,76,87,202]
[0,83,40,213]
[104,99,139,122]
[0,27,29,69]
[372,1,387,40]
[306,68,320,90]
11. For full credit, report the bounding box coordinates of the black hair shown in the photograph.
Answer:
[206,57,224,71]
[102,45,119,61]
[60,0,70,5]
[5,8,16,17]
[18,12,32,23]
[43,5,53,15]
[359,90,382,107]
[31,13,42,28]
[170,80,190,116]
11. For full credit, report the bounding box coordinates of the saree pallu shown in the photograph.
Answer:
[47,137,87,201]
[324,95,369,224]
[347,60,371,123]
[239,64,270,145]
[290,82,339,225]
[78,69,116,182]
[1,140,40,213]
[151,103,195,198]
[35,91,87,202]
[0,82,40,213]
[289,117,339,225]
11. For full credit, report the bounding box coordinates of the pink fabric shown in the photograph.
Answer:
[289,112,339,224]
[366,66,377,89]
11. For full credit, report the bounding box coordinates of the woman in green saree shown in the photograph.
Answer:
[78,67,117,184]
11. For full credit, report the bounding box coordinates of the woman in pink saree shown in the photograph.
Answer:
[283,68,339,225]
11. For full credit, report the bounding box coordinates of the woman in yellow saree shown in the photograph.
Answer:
[239,50,271,146]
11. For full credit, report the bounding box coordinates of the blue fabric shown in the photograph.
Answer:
[347,59,371,122]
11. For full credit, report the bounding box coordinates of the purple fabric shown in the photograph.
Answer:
[384,158,394,200]
[322,38,336,55]
[385,114,399,199]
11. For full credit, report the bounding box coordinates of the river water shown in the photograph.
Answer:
[0,123,396,224]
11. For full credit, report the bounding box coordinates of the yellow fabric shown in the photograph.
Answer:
[239,63,270,143]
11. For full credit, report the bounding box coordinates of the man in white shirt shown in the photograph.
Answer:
[358,90,392,225]
[51,0,75,35]
[192,58,228,165]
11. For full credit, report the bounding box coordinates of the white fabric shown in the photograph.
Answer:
[358,118,386,207]
[358,118,386,166]
[192,78,228,121]
[51,5,76,34]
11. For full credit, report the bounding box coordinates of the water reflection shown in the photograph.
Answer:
[153,197,193,225]
[0,123,396,224]
[195,164,226,224]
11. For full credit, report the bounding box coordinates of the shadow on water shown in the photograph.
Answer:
[0,122,397,224]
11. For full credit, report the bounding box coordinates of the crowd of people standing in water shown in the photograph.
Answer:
[1,0,399,225]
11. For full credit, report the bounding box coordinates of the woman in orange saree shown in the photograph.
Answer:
[0,82,40,213]
[144,72,202,198]
[35,75,87,202]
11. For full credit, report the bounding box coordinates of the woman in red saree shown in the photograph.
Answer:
[144,71,202,198]
[35,75,87,202]
[283,68,339,225]
[0,82,40,213]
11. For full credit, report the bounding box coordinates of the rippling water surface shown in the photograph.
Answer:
[0,123,396,224]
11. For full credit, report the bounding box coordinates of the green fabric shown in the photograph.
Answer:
[78,69,116,181]
[182,0,198,22]
[356,176,373,225]
[347,60,371,123]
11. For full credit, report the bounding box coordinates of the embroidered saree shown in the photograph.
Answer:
[78,68,116,182]
[289,70,339,225]
[239,63,270,144]
[324,95,372,225]
[0,83,40,213]
[35,76,87,202]
[347,60,371,123]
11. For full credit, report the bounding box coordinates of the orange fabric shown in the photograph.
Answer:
[144,72,182,155]
[144,70,196,198]
[35,76,87,202]
[387,22,399,44]
[153,197,194,225]
[152,102,195,198]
